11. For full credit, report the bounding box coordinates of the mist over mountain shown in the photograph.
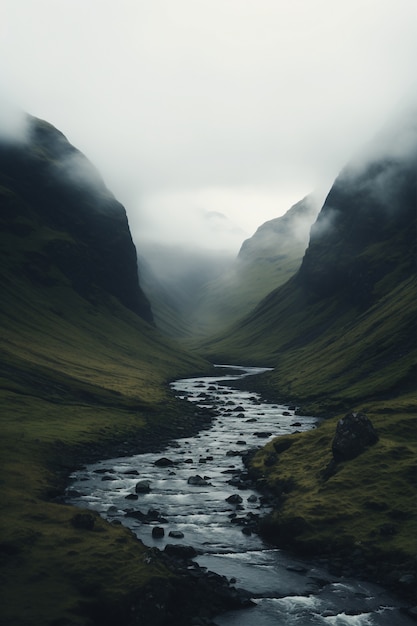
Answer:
[238,192,321,263]
[139,194,321,340]
[298,119,417,308]
[138,242,235,338]
[201,111,417,405]
[190,193,322,336]
[0,115,153,322]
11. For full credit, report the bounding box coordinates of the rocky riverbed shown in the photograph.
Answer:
[67,366,416,625]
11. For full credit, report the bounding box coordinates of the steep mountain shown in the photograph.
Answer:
[0,116,214,625]
[1,116,153,322]
[199,116,417,591]
[201,122,416,406]
[191,194,321,336]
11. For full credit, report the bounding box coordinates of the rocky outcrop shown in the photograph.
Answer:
[332,411,379,462]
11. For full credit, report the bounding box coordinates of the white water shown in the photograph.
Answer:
[67,365,413,625]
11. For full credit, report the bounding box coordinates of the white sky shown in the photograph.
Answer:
[1,0,416,253]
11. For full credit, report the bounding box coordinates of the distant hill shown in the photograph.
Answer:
[140,195,320,340]
[191,193,321,336]
[0,115,212,625]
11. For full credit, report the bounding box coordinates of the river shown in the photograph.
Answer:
[66,365,414,625]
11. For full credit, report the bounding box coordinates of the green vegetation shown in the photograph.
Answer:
[197,148,417,597]
[0,120,214,625]
[250,401,416,595]
[0,264,213,625]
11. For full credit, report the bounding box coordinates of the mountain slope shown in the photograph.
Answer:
[198,118,417,594]
[0,116,214,625]
[189,194,320,337]
[201,127,416,408]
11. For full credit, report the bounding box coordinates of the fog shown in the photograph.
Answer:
[1,0,417,255]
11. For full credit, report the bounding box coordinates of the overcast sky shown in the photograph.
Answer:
[1,0,416,253]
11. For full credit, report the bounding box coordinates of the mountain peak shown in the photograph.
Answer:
[0,115,153,322]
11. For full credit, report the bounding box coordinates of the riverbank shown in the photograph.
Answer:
[66,367,416,625]
[0,378,251,626]
[240,413,417,608]
[216,371,417,606]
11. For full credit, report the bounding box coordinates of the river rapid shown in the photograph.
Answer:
[67,365,414,625]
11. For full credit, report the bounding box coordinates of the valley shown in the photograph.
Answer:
[0,110,416,625]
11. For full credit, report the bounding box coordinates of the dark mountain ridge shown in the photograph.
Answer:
[0,116,153,322]
[298,153,416,308]
[201,123,417,402]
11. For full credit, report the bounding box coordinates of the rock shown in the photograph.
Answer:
[146,508,164,521]
[247,495,257,503]
[122,469,139,475]
[124,509,146,520]
[164,544,197,559]
[154,457,176,467]
[135,480,152,493]
[70,513,95,530]
[332,412,379,462]
[168,530,185,539]
[152,526,165,538]
[226,494,243,505]
[253,431,272,438]
[187,475,210,486]
[125,493,139,500]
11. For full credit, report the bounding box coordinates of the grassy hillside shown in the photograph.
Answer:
[0,119,214,625]
[197,130,417,597]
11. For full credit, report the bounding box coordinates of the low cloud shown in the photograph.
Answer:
[0,96,28,143]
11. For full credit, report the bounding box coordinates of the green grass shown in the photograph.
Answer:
[0,224,214,625]
[250,403,416,587]
[194,202,416,598]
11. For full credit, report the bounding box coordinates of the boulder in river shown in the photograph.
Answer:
[151,526,165,538]
[187,474,210,486]
[332,411,379,462]
[168,530,185,539]
[135,480,152,493]
[226,494,243,505]
[154,457,176,467]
